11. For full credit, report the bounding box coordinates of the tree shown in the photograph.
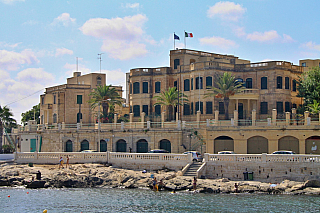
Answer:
[0,105,17,153]
[205,72,244,120]
[21,104,40,125]
[297,67,320,112]
[308,100,320,115]
[153,87,188,121]
[88,85,122,123]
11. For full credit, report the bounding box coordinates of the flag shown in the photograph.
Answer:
[185,32,193,37]
[174,34,180,40]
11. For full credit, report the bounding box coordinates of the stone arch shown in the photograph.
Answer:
[136,139,148,153]
[160,139,171,153]
[214,136,234,154]
[278,136,299,153]
[247,136,268,154]
[65,140,73,152]
[305,136,320,154]
[80,139,89,151]
[116,139,127,152]
[100,140,107,152]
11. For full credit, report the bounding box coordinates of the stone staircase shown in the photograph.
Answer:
[183,162,204,177]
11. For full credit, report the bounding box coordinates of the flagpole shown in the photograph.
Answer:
[184,30,186,49]
[174,32,175,50]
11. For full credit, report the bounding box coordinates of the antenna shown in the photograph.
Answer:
[97,53,104,73]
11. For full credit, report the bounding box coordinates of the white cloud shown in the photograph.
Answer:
[0,49,39,71]
[282,34,295,43]
[246,30,280,42]
[55,48,73,57]
[233,27,246,37]
[199,36,237,49]
[1,0,24,4]
[52,13,76,27]
[80,14,149,60]
[207,1,246,22]
[302,41,320,51]
[17,68,54,82]
[0,42,21,48]
[22,20,39,26]
[124,3,140,9]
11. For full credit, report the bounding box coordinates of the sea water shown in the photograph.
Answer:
[0,187,320,212]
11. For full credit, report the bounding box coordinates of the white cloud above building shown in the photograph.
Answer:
[207,1,246,22]
[0,49,39,71]
[51,13,76,27]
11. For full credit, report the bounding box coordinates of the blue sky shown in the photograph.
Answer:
[1,0,320,123]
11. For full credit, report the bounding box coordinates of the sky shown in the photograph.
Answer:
[1,0,320,124]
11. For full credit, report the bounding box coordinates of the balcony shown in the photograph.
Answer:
[230,89,259,100]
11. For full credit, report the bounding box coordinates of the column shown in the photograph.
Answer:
[285,112,290,126]
[292,108,297,125]
[176,112,179,122]
[161,112,165,128]
[141,112,145,128]
[114,113,118,129]
[272,109,277,126]
[299,139,306,154]
[234,110,238,126]
[304,111,309,126]
[236,99,239,111]
[252,109,256,126]
[129,113,133,128]
[214,110,219,126]
[247,99,250,115]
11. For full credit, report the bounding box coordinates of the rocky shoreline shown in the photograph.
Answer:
[1,162,320,195]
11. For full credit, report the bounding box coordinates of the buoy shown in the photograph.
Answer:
[43,209,47,213]
[8,195,10,197]
[27,192,29,194]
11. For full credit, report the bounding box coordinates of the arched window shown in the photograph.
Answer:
[66,140,73,152]
[53,113,57,123]
[100,140,107,152]
[97,76,102,85]
[80,140,89,151]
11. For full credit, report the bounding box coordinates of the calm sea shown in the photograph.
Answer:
[0,187,320,213]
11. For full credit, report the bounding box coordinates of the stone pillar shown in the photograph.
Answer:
[267,118,271,126]
[114,113,118,125]
[58,123,61,131]
[161,112,165,128]
[292,108,297,125]
[62,122,65,130]
[252,109,256,126]
[204,153,209,162]
[234,110,238,126]
[272,109,277,126]
[299,139,306,154]
[182,121,186,129]
[121,121,124,131]
[206,119,210,127]
[214,110,219,126]
[231,118,234,126]
[141,112,145,128]
[268,140,278,154]
[196,111,201,128]
[304,111,309,126]
[147,121,151,129]
[285,112,291,126]
[177,120,181,130]
[129,113,133,128]
[176,112,179,122]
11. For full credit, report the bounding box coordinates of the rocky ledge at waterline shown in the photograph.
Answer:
[1,163,320,195]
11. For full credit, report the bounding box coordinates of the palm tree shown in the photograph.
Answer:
[0,105,17,153]
[308,100,320,115]
[205,72,244,120]
[153,87,188,121]
[88,85,122,123]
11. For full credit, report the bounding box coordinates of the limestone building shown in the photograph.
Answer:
[40,72,126,125]
[128,49,303,121]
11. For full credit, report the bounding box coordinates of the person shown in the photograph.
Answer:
[129,147,132,153]
[234,182,239,193]
[153,177,157,191]
[193,177,197,190]
[158,179,165,190]
[59,157,64,169]
[66,155,69,168]
[36,170,41,180]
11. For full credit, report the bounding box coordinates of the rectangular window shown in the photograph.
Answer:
[142,82,148,93]
[276,102,283,113]
[285,77,290,90]
[77,95,82,104]
[41,97,44,105]
[174,59,180,69]
[191,102,193,115]
[219,102,225,114]
[142,105,148,115]
[174,81,178,89]
[184,79,190,91]
[206,76,212,88]
[191,78,193,90]
[261,77,267,90]
[53,95,56,104]
[246,78,253,89]
[285,102,291,112]
[133,82,140,94]
[206,102,213,114]
[155,105,161,115]
[196,77,203,89]
[260,102,268,114]
[292,79,297,91]
[195,101,203,114]
[277,76,283,89]
[183,104,190,115]
[302,62,306,67]
[133,105,140,117]
[155,82,161,93]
